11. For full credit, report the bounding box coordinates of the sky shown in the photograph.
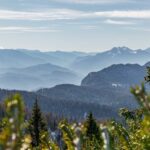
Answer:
[0,0,150,52]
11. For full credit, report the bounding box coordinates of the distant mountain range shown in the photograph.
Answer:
[71,47,150,74]
[0,63,80,90]
[0,49,89,90]
[0,46,149,120]
[0,47,150,90]
[0,49,88,69]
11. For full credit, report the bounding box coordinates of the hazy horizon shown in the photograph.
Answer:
[0,46,149,53]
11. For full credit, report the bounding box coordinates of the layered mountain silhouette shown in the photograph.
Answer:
[0,47,149,120]
[35,63,150,119]
[0,48,88,69]
[0,63,80,90]
[0,47,150,90]
[37,64,146,117]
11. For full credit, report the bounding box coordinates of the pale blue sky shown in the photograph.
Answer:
[0,0,150,52]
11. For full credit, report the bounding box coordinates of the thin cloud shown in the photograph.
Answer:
[94,10,150,19]
[0,9,150,21]
[0,9,84,21]
[105,19,135,25]
[0,26,60,33]
[53,0,133,4]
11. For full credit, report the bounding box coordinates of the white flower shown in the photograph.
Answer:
[20,143,29,150]
[9,118,14,123]
[71,123,76,130]
[135,89,140,94]
[12,133,16,140]
[73,137,80,145]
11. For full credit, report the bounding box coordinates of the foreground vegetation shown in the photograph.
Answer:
[1,69,150,149]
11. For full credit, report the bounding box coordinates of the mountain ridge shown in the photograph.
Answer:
[71,46,150,74]
[0,46,149,90]
[81,63,146,89]
[0,63,81,90]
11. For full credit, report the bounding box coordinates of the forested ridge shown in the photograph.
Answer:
[0,68,150,149]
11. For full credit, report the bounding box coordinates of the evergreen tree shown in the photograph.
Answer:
[28,99,48,147]
[84,112,103,148]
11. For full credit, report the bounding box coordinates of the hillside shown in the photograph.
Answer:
[0,89,117,120]
[81,64,146,89]
[37,84,137,112]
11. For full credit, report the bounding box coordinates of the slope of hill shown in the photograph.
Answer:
[81,64,146,89]
[0,89,118,120]
[37,84,137,112]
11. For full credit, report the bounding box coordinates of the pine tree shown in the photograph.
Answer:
[84,112,103,149]
[28,98,48,147]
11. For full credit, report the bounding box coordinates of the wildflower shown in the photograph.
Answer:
[12,133,16,140]
[73,137,80,145]
[9,118,14,123]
